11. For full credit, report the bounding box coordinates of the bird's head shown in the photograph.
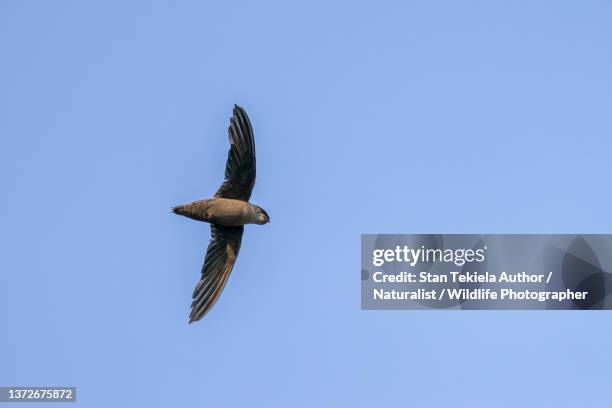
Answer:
[254,206,270,225]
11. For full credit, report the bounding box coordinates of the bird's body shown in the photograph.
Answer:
[172,105,269,323]
[173,198,267,226]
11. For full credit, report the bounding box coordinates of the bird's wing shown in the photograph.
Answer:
[214,105,256,201]
[189,224,244,322]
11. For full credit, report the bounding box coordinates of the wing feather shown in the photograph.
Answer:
[214,105,256,201]
[189,224,244,322]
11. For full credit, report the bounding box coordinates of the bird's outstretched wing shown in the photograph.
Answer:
[189,224,244,322]
[214,105,256,201]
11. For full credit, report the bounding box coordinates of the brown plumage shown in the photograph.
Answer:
[173,105,269,323]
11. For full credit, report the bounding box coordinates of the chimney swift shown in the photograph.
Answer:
[173,105,269,323]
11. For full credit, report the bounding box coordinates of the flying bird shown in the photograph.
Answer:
[173,105,269,323]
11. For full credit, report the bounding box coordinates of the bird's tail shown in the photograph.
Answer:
[172,202,210,222]
[172,205,187,216]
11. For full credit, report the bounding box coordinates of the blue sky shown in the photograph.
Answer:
[1,1,611,406]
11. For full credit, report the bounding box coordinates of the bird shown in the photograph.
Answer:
[172,105,269,323]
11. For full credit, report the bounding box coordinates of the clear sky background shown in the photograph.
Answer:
[1,1,611,407]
